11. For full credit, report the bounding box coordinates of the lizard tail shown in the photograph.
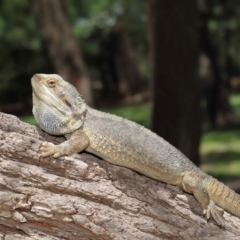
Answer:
[207,177,240,217]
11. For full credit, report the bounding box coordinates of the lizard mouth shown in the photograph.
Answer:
[31,73,44,85]
[31,75,44,97]
[31,79,42,103]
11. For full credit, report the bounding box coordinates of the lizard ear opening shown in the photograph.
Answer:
[64,100,72,109]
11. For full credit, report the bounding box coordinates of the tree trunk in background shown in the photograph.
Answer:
[198,0,234,127]
[1,112,240,239]
[31,0,93,105]
[147,1,201,165]
[110,24,146,99]
[198,0,221,127]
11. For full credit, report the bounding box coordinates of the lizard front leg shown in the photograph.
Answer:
[39,129,89,158]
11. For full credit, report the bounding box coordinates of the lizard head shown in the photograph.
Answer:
[31,73,87,135]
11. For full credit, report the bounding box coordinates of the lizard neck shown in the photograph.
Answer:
[33,96,87,135]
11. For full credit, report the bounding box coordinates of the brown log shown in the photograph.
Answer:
[0,112,240,240]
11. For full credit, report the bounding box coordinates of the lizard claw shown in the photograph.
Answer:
[39,142,60,158]
[203,200,225,227]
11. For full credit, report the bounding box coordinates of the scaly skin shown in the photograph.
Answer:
[31,73,240,227]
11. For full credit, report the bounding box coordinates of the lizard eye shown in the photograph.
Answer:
[47,79,56,88]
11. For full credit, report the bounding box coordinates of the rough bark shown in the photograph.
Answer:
[0,112,240,240]
[147,0,201,165]
[31,0,93,105]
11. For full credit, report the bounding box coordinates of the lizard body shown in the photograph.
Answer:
[31,73,240,227]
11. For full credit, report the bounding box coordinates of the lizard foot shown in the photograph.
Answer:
[39,142,63,158]
[203,200,224,227]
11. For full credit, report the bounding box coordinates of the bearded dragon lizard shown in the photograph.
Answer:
[31,73,240,227]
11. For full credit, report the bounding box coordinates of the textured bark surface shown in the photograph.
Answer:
[0,112,240,239]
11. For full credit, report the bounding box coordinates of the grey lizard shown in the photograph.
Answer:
[31,73,240,227]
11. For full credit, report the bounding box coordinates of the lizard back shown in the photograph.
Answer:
[83,107,199,186]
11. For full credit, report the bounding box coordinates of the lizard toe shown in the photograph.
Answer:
[41,149,57,158]
[40,142,55,150]
[53,152,63,158]
[204,200,225,227]
[39,142,58,157]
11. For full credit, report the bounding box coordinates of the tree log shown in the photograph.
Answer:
[0,112,240,240]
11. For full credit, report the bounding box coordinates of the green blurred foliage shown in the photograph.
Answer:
[208,0,240,76]
[1,0,240,111]
[68,0,146,37]
[0,0,50,107]
[0,0,37,44]
[201,94,240,180]
[0,0,148,108]
[67,0,148,77]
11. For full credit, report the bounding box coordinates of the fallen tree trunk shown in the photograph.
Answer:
[0,112,240,240]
